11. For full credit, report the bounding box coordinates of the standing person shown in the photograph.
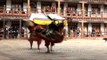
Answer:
[8,27,13,39]
[76,28,80,37]
[4,26,9,39]
[0,28,3,40]
[21,27,24,37]
[45,6,50,12]
[91,28,95,37]
[12,26,18,39]
[51,4,55,13]
[70,29,73,38]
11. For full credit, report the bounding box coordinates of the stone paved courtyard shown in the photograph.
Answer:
[0,39,107,60]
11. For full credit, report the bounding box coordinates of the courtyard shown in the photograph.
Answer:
[0,39,107,60]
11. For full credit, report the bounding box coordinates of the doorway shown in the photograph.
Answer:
[92,23,101,36]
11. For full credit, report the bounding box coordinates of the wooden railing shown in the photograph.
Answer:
[1,9,107,20]
[68,0,107,3]
[0,10,28,17]
[62,11,107,19]
[0,7,28,17]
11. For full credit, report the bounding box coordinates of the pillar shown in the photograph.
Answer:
[58,0,60,15]
[27,0,30,16]
[3,19,5,38]
[19,19,22,38]
[81,1,85,38]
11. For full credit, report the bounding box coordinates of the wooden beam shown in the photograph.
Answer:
[27,0,30,16]
[81,1,85,38]
[58,0,60,15]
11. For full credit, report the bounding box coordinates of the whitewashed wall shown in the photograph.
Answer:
[37,2,41,13]
[104,7,107,17]
[63,3,68,16]
[23,3,27,13]
[101,23,104,35]
[77,4,81,15]
[100,5,104,13]
[88,23,92,34]
[99,5,104,17]
[6,0,11,12]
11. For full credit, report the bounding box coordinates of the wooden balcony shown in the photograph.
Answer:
[86,0,107,2]
[63,11,107,20]
[0,10,28,19]
[64,0,107,3]
[42,11,107,23]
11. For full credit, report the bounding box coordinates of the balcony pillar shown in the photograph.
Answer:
[27,0,31,16]
[58,0,60,15]
[37,1,41,13]
[19,19,22,38]
[81,1,85,38]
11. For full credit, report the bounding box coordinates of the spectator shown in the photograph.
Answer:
[76,28,80,37]
[91,28,95,37]
[8,27,13,39]
[21,27,25,37]
[4,26,9,39]
[12,26,18,39]
[51,4,55,13]
[0,28,3,39]
[45,6,51,12]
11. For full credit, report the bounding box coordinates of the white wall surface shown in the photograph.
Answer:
[37,2,41,13]
[23,3,27,13]
[88,23,92,34]
[6,0,11,11]
[77,4,81,15]
[101,23,104,35]
[63,3,68,16]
